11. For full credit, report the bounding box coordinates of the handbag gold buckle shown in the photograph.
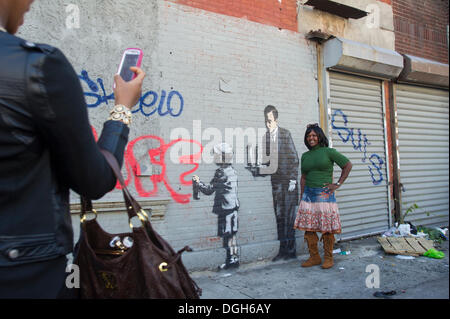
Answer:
[128,209,149,228]
[80,209,98,223]
[139,209,149,220]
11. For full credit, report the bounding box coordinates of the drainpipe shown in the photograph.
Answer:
[388,82,402,224]
[317,43,327,130]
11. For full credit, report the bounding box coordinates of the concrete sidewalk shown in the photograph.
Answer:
[190,236,449,299]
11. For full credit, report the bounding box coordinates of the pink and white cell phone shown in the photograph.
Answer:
[117,48,143,82]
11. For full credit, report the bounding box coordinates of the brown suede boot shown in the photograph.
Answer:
[321,233,335,269]
[301,232,322,267]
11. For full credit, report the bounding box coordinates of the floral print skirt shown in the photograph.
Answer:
[293,186,342,234]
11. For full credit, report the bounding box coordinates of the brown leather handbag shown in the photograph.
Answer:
[73,149,201,299]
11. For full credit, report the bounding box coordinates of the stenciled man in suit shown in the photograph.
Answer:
[260,105,299,261]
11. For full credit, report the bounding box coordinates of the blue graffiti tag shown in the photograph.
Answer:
[331,109,384,185]
[78,70,114,107]
[331,109,351,143]
[350,128,370,162]
[140,89,184,117]
[331,109,370,162]
[368,154,384,185]
[78,70,184,117]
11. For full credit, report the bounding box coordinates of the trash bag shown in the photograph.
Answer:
[417,226,446,243]
[406,222,417,235]
[423,248,445,259]
[398,224,411,236]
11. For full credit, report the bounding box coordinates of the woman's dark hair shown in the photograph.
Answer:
[304,123,329,150]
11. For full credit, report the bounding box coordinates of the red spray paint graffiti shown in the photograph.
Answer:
[91,126,203,204]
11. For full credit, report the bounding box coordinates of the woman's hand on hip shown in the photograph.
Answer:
[324,183,339,194]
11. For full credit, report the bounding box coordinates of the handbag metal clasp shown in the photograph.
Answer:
[80,209,98,223]
[128,209,150,229]
[158,262,169,272]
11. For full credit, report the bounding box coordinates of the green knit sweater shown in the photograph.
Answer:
[301,145,349,188]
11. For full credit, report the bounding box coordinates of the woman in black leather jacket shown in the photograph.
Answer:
[0,0,145,298]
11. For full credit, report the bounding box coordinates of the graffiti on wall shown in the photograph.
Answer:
[259,105,299,261]
[81,66,197,203]
[91,126,203,204]
[331,109,384,185]
[79,70,184,118]
[189,105,301,269]
[192,143,240,270]
[125,135,203,204]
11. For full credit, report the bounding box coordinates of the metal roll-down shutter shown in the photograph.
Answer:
[328,72,391,240]
[396,84,449,227]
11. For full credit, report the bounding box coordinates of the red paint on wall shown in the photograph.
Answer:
[92,124,203,204]
[167,0,298,32]
[91,126,98,141]
[123,135,203,204]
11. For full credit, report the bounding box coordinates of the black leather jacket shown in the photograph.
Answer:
[0,31,129,266]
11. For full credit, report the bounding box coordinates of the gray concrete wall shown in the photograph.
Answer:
[298,0,395,50]
[18,0,319,271]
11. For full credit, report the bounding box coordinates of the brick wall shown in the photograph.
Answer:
[392,0,449,63]
[168,0,298,32]
[19,0,319,271]
[169,0,393,33]
[157,1,318,269]
[18,0,399,271]
[22,0,319,270]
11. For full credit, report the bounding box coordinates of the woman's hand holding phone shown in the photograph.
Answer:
[113,66,145,109]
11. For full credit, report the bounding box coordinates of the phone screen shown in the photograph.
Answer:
[120,53,140,82]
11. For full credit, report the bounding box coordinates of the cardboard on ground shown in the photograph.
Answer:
[377,236,435,256]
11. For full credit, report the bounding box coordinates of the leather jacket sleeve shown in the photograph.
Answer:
[26,46,129,199]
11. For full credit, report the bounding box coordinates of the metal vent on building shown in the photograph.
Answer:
[304,0,368,19]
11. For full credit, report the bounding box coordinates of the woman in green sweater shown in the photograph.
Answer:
[294,124,352,269]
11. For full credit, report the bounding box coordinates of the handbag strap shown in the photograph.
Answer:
[80,196,97,223]
[80,149,150,228]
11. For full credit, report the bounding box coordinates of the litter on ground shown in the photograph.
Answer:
[423,248,445,259]
[395,255,415,260]
[377,236,434,256]
[373,290,396,298]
